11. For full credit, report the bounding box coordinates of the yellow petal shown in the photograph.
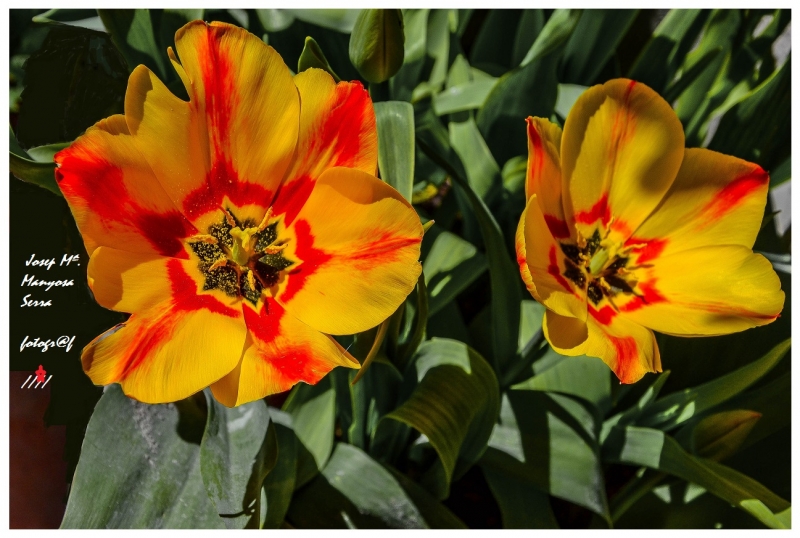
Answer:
[271,69,378,226]
[55,115,196,258]
[525,117,569,239]
[626,148,770,261]
[82,260,246,403]
[514,209,536,296]
[561,79,684,243]
[211,298,359,407]
[543,309,589,353]
[620,246,784,336]
[88,247,177,313]
[523,195,588,321]
[275,167,423,335]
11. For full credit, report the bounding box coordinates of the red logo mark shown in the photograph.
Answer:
[35,365,47,383]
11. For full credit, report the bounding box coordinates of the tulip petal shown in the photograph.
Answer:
[544,307,661,384]
[272,68,378,227]
[514,213,536,296]
[523,195,588,321]
[210,298,359,407]
[82,259,246,403]
[127,21,300,230]
[625,148,770,262]
[275,167,423,335]
[620,246,784,337]
[561,79,684,243]
[55,115,196,258]
[525,117,569,239]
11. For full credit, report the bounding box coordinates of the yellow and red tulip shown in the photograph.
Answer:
[516,79,784,384]
[55,21,423,406]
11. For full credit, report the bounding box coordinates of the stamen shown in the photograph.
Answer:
[208,257,228,272]
[221,207,237,228]
[257,207,274,232]
[187,234,218,244]
[262,242,288,255]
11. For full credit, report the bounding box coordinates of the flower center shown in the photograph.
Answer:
[560,229,641,308]
[186,207,295,305]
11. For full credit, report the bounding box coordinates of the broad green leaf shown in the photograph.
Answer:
[389,9,429,102]
[501,154,527,193]
[98,9,167,80]
[689,410,761,462]
[425,9,452,91]
[32,8,106,31]
[9,127,65,196]
[261,412,298,529]
[416,117,523,373]
[16,24,127,148]
[604,426,790,528]
[349,9,405,84]
[449,117,500,200]
[511,10,545,66]
[769,156,790,189]
[517,300,544,354]
[374,101,414,201]
[482,463,559,528]
[513,355,612,414]
[627,9,705,93]
[432,78,498,115]
[200,396,276,529]
[288,9,361,33]
[288,443,464,528]
[559,9,638,85]
[255,9,295,32]
[601,372,671,442]
[482,390,609,518]
[554,83,588,119]
[469,10,525,73]
[297,36,340,81]
[61,386,223,528]
[282,376,336,488]
[395,272,429,369]
[639,338,790,431]
[423,228,487,317]
[661,46,722,103]
[519,9,582,67]
[379,338,499,498]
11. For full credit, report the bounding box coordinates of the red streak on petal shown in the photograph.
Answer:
[625,236,669,264]
[271,175,316,228]
[574,193,611,226]
[117,313,175,380]
[544,215,571,239]
[57,150,194,258]
[610,335,639,383]
[527,119,545,185]
[698,167,768,224]
[182,159,272,220]
[619,280,667,313]
[168,259,240,317]
[548,245,573,293]
[346,231,419,267]
[280,220,333,304]
[589,304,617,325]
[307,81,371,170]
[201,26,234,151]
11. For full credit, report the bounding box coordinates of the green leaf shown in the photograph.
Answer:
[601,372,671,442]
[297,36,340,81]
[513,355,612,414]
[261,412,298,529]
[604,426,790,528]
[98,9,167,80]
[432,78,498,115]
[255,9,295,32]
[449,117,501,200]
[61,387,223,528]
[690,409,761,462]
[349,9,405,84]
[639,338,790,431]
[482,390,609,518]
[559,9,638,85]
[661,46,722,103]
[16,24,127,148]
[288,443,464,528]
[423,228,487,317]
[9,126,65,196]
[282,376,337,488]
[200,396,277,529]
[389,9,429,102]
[769,156,790,189]
[379,338,499,498]
[374,101,414,201]
[288,9,361,33]
[482,463,558,528]
[32,8,106,31]
[511,10,546,66]
[519,9,582,67]
[554,83,588,119]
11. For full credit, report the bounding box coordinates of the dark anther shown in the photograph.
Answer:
[587,282,604,304]
[559,243,582,265]
[604,275,636,295]
[254,222,279,251]
[203,265,239,297]
[240,270,263,305]
[209,219,234,249]
[190,241,225,265]
[563,260,586,288]
[606,257,628,274]
[253,261,281,289]
[583,229,601,257]
[260,252,293,271]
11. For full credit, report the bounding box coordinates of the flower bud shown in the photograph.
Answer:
[349,9,404,84]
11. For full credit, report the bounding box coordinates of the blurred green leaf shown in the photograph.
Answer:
[432,78,498,115]
[519,9,582,67]
[16,24,127,148]
[379,338,499,498]
[261,413,297,529]
[601,372,671,442]
[61,386,223,528]
[389,9,429,102]
[449,117,500,199]
[559,9,638,85]
[349,9,405,83]
[639,338,790,431]
[483,390,609,518]
[9,126,65,196]
[98,9,167,80]
[423,228,487,317]
[554,83,587,119]
[282,376,336,488]
[482,463,559,528]
[514,355,612,414]
[297,37,340,81]
[511,10,546,66]
[32,8,106,31]
[690,410,761,462]
[769,157,790,189]
[200,396,276,529]
[375,101,414,201]
[662,46,722,103]
[288,9,361,33]
[604,426,790,528]
[469,10,525,73]
[288,443,464,528]
[255,9,294,32]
